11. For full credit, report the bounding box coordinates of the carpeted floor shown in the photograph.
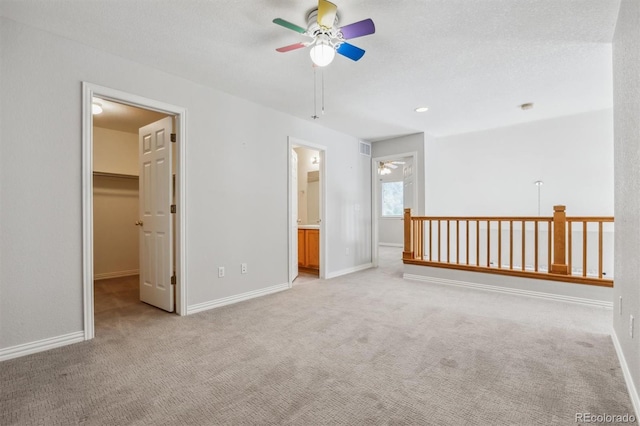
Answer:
[0,247,635,425]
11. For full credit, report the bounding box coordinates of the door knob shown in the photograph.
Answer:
[135,220,144,226]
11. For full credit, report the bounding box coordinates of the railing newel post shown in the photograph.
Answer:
[403,208,414,260]
[550,205,569,275]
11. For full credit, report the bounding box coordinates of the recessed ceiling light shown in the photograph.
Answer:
[415,107,429,113]
[92,102,103,115]
[519,102,534,110]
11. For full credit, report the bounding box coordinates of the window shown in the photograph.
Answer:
[381,181,403,217]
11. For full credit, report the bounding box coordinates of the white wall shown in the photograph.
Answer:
[0,18,371,350]
[93,127,138,176]
[93,175,139,278]
[92,126,139,279]
[613,0,640,411]
[426,110,614,216]
[372,133,426,215]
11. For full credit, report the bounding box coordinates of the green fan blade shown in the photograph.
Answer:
[273,18,306,34]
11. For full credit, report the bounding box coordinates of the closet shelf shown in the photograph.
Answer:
[93,171,139,180]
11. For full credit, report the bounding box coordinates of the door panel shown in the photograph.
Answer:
[290,149,299,282]
[139,117,174,312]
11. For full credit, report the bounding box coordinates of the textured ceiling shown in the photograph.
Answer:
[0,0,621,140]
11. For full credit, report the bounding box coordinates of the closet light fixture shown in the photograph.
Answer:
[312,156,319,165]
[92,102,103,115]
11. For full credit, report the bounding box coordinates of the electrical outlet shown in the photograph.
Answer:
[346,247,350,255]
[218,266,225,278]
[619,296,623,316]
[241,263,247,274]
[630,315,634,338]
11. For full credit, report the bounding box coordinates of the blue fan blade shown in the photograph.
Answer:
[336,42,365,61]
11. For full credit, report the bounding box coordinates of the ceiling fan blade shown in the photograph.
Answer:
[273,18,307,34]
[276,42,308,53]
[387,163,398,169]
[317,0,338,28]
[336,42,365,61]
[339,19,375,40]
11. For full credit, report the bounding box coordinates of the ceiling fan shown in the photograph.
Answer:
[378,161,405,175]
[273,0,375,67]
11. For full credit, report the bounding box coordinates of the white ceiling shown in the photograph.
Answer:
[93,98,169,133]
[0,0,620,140]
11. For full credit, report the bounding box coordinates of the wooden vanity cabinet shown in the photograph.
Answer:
[298,228,319,273]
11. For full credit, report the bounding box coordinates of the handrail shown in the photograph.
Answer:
[403,206,614,287]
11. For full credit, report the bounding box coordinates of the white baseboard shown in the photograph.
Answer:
[0,331,85,362]
[612,327,640,418]
[403,273,613,308]
[94,269,139,280]
[379,243,403,248]
[326,263,373,279]
[187,282,289,315]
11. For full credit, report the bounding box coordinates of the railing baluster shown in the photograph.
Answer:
[456,220,460,264]
[509,220,513,270]
[428,220,432,261]
[582,221,587,277]
[498,220,502,269]
[487,220,491,267]
[447,220,450,263]
[476,220,480,267]
[598,221,603,279]
[568,220,572,275]
[437,220,441,262]
[419,220,425,260]
[522,220,525,271]
[547,220,552,272]
[466,220,469,265]
[534,221,539,272]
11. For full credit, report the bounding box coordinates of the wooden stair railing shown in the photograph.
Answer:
[403,206,614,287]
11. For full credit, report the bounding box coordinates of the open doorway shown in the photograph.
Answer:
[288,137,327,285]
[371,151,419,267]
[82,83,188,341]
[92,99,172,322]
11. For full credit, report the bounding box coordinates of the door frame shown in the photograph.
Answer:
[81,82,188,340]
[371,151,419,267]
[288,137,327,284]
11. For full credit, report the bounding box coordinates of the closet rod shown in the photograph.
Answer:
[93,171,138,180]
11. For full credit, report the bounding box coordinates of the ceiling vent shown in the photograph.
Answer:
[359,141,371,157]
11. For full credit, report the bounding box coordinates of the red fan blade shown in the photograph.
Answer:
[276,42,308,53]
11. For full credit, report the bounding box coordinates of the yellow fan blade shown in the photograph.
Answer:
[318,0,338,28]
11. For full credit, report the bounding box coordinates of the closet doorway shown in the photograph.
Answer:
[82,83,188,340]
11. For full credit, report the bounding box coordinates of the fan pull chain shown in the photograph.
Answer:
[321,69,325,115]
[312,67,319,120]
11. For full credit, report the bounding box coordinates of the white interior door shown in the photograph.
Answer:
[403,161,414,211]
[290,149,299,282]
[138,117,174,312]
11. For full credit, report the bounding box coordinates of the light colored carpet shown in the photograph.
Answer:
[0,247,635,425]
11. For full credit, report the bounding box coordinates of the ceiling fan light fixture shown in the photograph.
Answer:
[310,38,335,67]
[92,102,103,115]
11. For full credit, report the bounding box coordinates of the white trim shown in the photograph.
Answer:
[403,273,614,308]
[379,243,403,248]
[94,269,139,280]
[0,331,84,362]
[326,263,373,279]
[82,82,189,343]
[612,327,640,418]
[371,151,419,268]
[288,137,328,285]
[187,283,289,315]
